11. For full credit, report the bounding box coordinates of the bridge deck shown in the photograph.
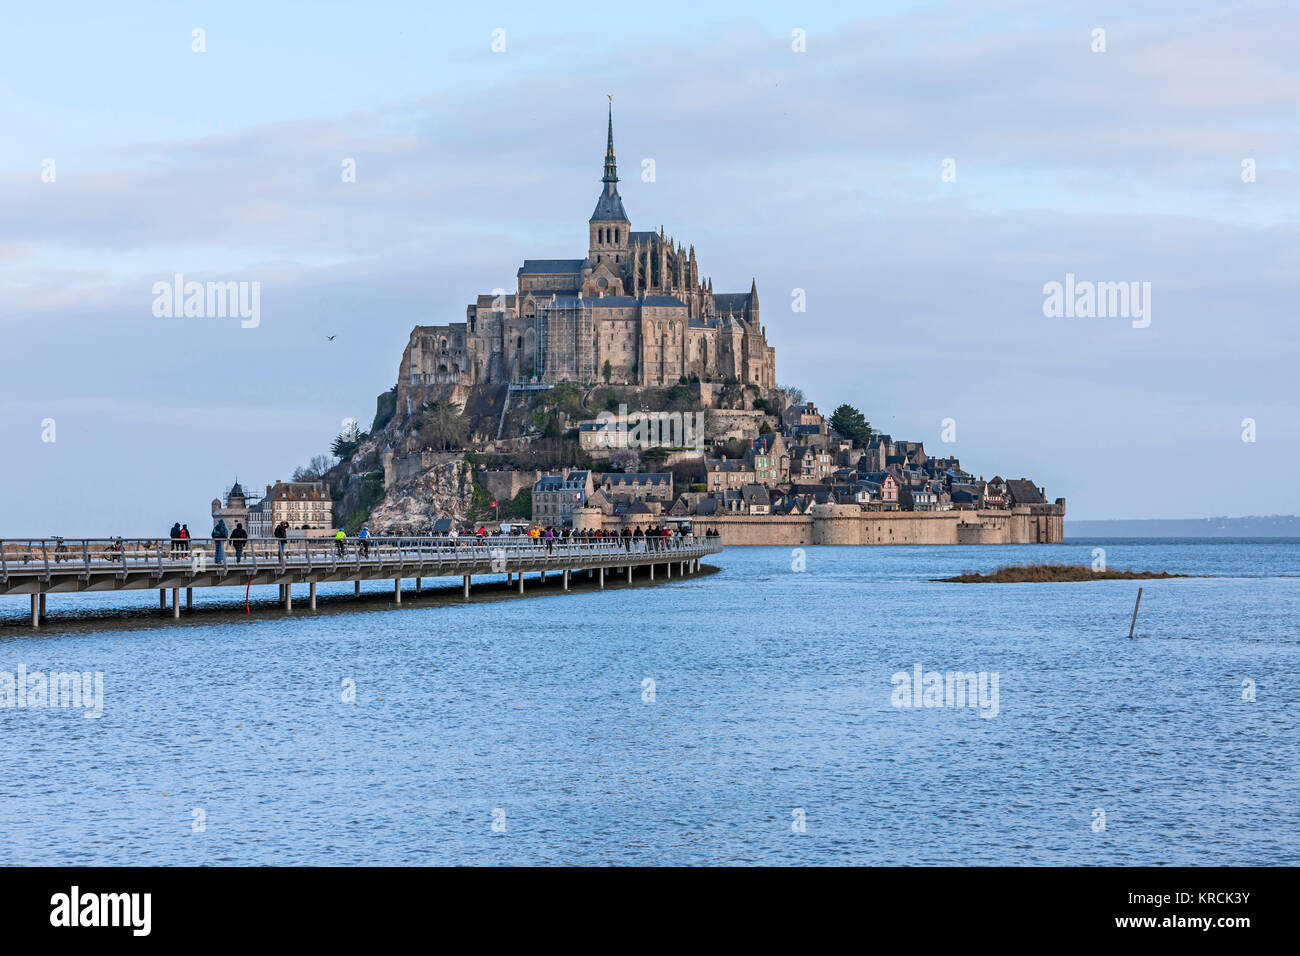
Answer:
[1,535,723,626]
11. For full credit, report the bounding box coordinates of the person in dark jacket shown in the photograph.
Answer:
[211,519,228,563]
[231,522,248,563]
[169,522,182,557]
[274,520,288,561]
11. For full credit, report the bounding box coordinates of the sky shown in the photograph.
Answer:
[1,0,1296,534]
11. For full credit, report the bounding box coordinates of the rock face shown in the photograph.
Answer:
[365,455,475,533]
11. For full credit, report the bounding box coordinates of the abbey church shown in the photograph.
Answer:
[399,104,776,397]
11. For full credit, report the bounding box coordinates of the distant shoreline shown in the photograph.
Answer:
[1065,516,1300,538]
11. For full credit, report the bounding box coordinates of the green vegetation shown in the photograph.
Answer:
[340,472,385,533]
[719,376,743,408]
[934,564,1189,583]
[829,403,873,447]
[602,359,613,384]
[507,488,532,518]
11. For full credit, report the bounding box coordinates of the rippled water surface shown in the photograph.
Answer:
[2,538,1297,865]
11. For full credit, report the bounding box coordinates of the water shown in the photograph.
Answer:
[2,538,1297,865]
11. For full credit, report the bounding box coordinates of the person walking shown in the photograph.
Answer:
[274,520,288,562]
[231,521,248,563]
[211,519,228,564]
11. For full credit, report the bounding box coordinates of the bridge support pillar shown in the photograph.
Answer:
[159,589,166,610]
[627,565,632,584]
[39,593,46,620]
[666,562,671,579]
[394,579,401,604]
[599,567,604,589]
[355,580,361,598]
[309,582,317,610]
[562,569,569,591]
[31,594,39,628]
[284,585,292,612]
[650,564,655,581]
[517,573,524,594]
[462,575,470,600]
[186,588,193,609]
[541,569,546,583]
[416,577,422,592]
[172,588,180,619]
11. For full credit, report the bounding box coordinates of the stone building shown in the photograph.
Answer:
[264,480,334,534]
[532,470,594,528]
[397,103,776,414]
[210,481,251,536]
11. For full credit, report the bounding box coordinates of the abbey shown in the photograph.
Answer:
[399,103,776,395]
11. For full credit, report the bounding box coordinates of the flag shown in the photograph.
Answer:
[490,500,498,508]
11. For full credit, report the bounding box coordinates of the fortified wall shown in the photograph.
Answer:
[680,501,1066,546]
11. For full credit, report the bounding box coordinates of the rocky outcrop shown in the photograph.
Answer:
[365,455,475,533]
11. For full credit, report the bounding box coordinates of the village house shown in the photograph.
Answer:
[705,457,756,492]
[532,470,594,527]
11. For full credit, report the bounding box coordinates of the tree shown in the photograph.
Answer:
[602,359,613,384]
[829,403,873,448]
[415,400,471,450]
[293,454,338,481]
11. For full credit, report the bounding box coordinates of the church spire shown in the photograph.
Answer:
[590,96,628,224]
[603,96,618,184]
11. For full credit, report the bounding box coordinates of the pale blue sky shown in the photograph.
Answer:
[1,0,1297,534]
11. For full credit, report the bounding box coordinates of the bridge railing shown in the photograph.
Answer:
[0,534,720,579]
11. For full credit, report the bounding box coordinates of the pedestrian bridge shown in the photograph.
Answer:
[0,535,723,628]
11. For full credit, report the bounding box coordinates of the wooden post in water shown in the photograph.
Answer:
[1129,587,1143,639]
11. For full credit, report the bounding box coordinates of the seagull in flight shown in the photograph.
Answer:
[326,335,336,341]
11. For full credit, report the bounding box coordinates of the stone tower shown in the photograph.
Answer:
[588,98,630,269]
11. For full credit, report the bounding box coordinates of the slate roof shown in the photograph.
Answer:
[1005,479,1046,504]
[590,185,628,222]
[517,259,586,276]
[713,292,751,313]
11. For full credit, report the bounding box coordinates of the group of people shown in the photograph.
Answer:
[157,520,710,564]
[166,519,296,565]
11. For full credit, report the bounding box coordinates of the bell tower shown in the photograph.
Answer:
[588,96,630,268]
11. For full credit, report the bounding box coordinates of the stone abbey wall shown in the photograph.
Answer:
[686,505,1065,546]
